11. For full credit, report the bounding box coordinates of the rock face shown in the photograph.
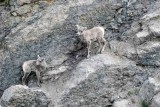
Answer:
[0,0,160,106]
[16,0,31,6]
[139,77,160,105]
[139,72,160,107]
[113,100,130,107]
[0,85,50,107]
[110,40,137,59]
[135,8,160,66]
[55,53,143,107]
[113,97,141,107]
[150,93,160,107]
[0,0,156,92]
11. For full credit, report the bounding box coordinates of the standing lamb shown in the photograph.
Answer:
[76,25,107,58]
[22,55,47,87]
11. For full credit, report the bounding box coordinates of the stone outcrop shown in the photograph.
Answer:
[0,0,156,92]
[139,77,160,105]
[113,97,141,107]
[0,0,160,106]
[0,85,50,107]
[150,93,160,107]
[55,53,142,106]
[16,0,31,6]
[139,72,160,107]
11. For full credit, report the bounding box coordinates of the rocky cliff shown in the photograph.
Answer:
[0,0,160,107]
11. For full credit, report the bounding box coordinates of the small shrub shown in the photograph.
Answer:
[0,0,5,3]
[141,100,148,107]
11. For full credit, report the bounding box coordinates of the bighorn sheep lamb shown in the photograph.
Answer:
[22,55,47,87]
[76,25,107,58]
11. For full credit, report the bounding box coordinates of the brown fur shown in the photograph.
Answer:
[22,55,47,87]
[76,25,107,58]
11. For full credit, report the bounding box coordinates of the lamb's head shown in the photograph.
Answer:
[36,55,46,67]
[76,25,87,40]
[76,25,87,34]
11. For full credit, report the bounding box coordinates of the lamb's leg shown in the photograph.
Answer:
[97,39,102,54]
[101,38,106,53]
[36,71,41,87]
[22,72,30,85]
[87,41,91,58]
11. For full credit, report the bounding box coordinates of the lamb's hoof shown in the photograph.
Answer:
[87,55,90,58]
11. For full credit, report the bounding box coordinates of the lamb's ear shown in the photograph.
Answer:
[76,32,81,36]
[76,24,80,30]
[37,55,40,59]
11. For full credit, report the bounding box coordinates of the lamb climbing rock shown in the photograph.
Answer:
[76,25,107,58]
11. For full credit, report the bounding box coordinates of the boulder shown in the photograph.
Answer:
[139,77,160,105]
[113,97,141,107]
[136,41,160,66]
[0,0,159,106]
[110,40,137,59]
[15,5,31,16]
[113,99,130,107]
[0,0,113,91]
[54,53,144,107]
[16,0,31,6]
[149,22,160,37]
[0,85,50,107]
[150,92,160,107]
[133,7,160,66]
[0,0,157,92]
[135,30,150,45]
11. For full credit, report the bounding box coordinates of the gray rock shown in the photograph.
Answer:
[0,0,159,106]
[141,9,160,22]
[110,22,119,30]
[10,12,18,16]
[139,77,160,105]
[137,41,160,66]
[15,5,31,16]
[0,85,50,107]
[113,97,141,107]
[149,22,160,37]
[16,0,31,6]
[110,40,137,59]
[38,1,49,9]
[130,7,160,66]
[113,99,130,107]
[150,92,160,107]
[0,0,122,91]
[134,30,150,45]
[54,53,143,107]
